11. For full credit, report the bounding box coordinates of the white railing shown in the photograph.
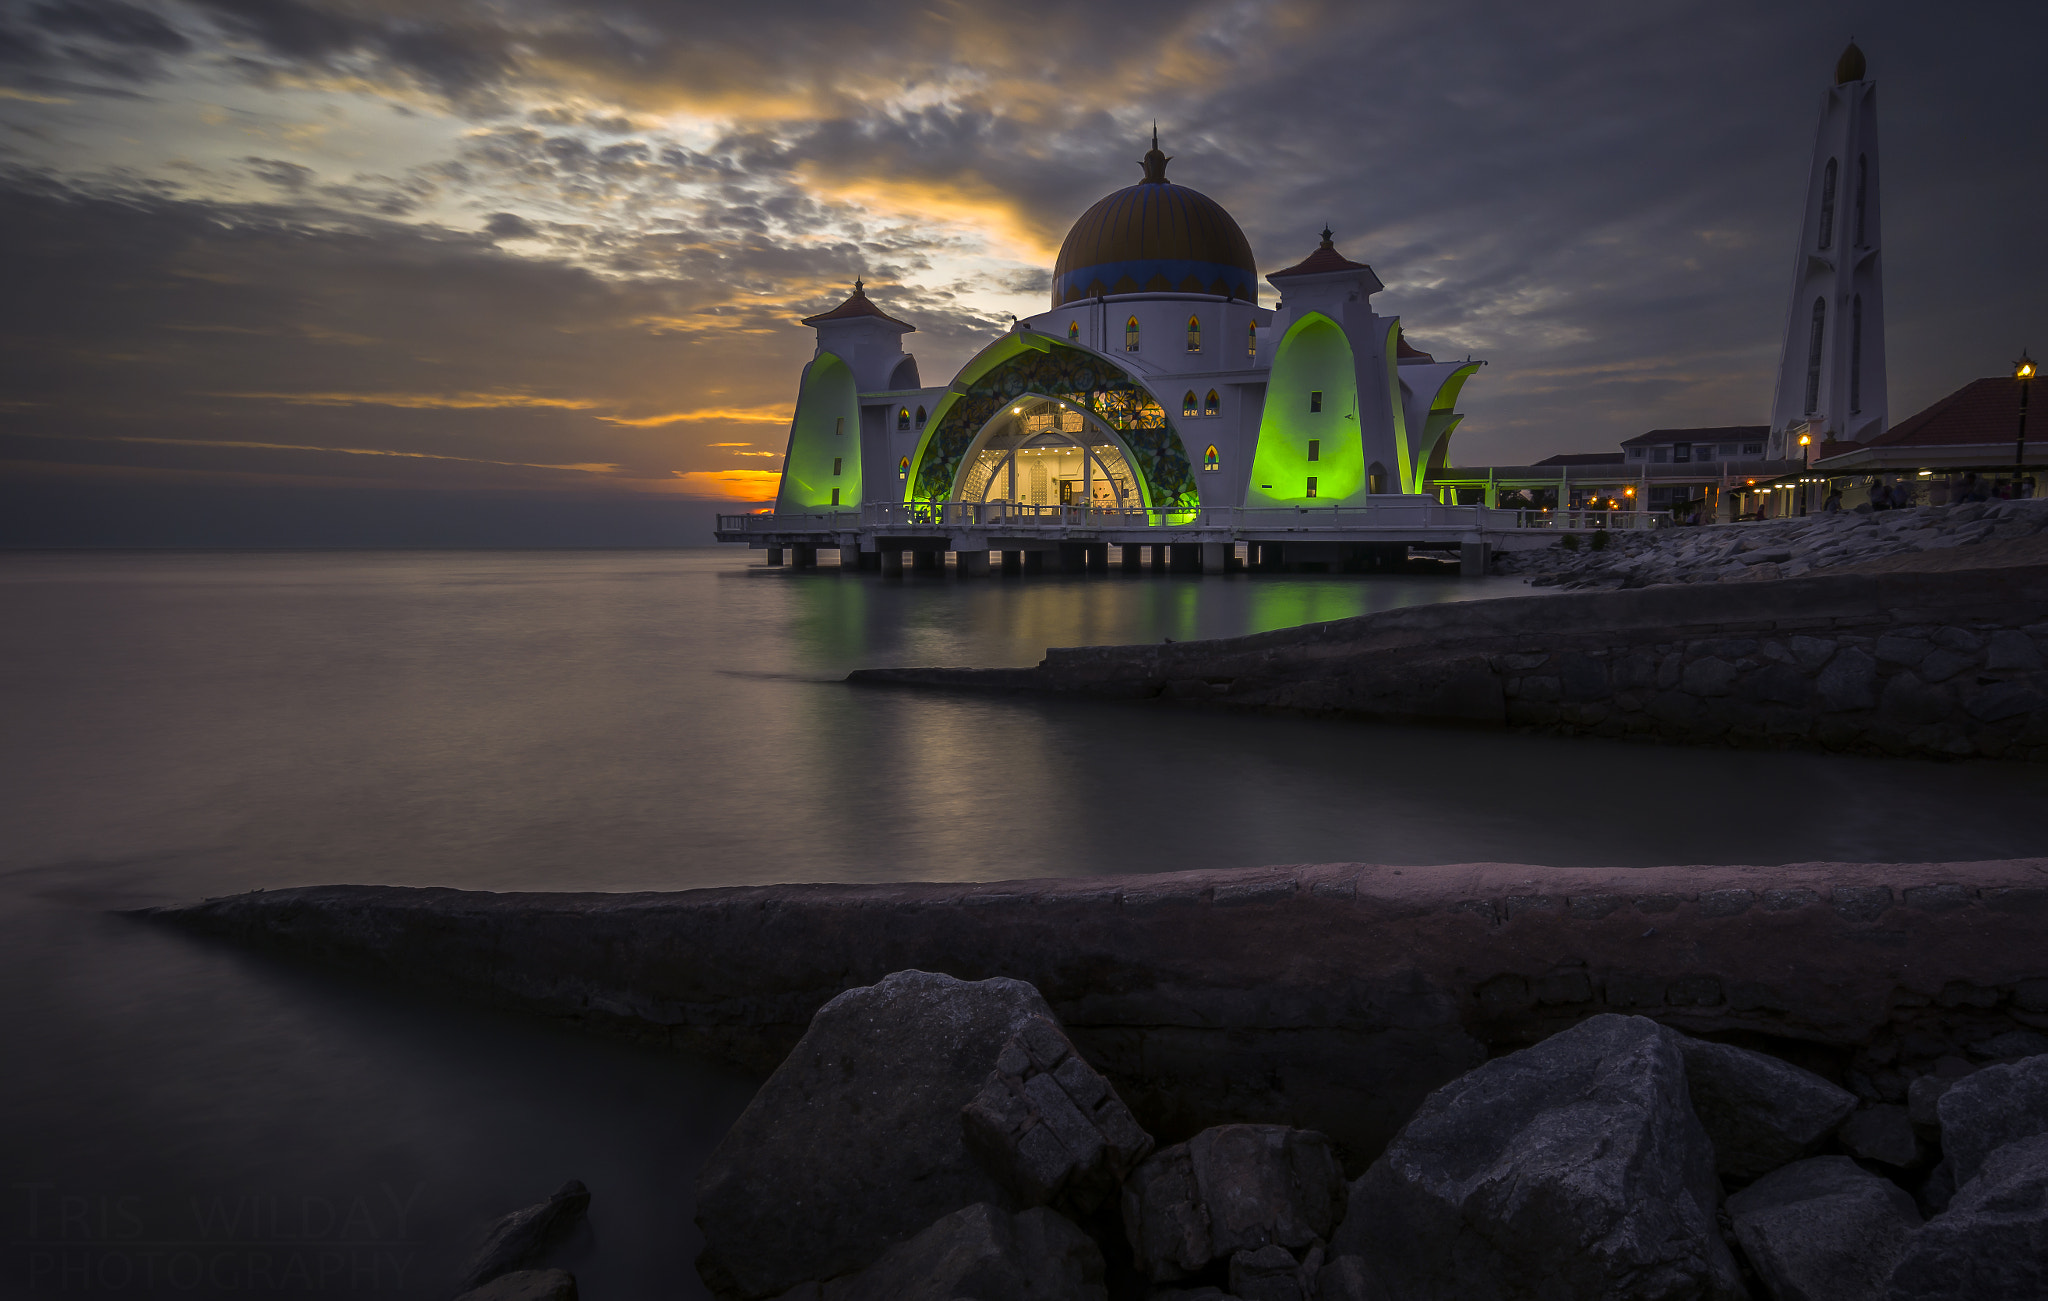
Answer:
[715,502,1672,535]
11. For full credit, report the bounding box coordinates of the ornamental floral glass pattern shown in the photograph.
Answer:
[913,342,1200,509]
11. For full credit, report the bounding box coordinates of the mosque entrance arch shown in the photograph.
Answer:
[952,395,1142,513]
[908,335,1199,516]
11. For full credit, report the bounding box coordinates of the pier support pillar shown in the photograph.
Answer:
[765,547,784,567]
[1001,550,1023,575]
[1460,540,1491,577]
[792,545,817,568]
[1150,544,1167,572]
[839,544,861,569]
[880,549,904,576]
[1259,543,1284,572]
[1201,542,1228,575]
[1087,544,1109,573]
[1023,550,1045,574]
[913,549,940,572]
[1058,543,1089,574]
[1120,545,1143,571]
[956,549,990,577]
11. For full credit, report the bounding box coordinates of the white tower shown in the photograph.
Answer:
[1767,42,1886,456]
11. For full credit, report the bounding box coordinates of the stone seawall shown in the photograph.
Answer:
[146,860,2048,1169]
[849,566,2048,761]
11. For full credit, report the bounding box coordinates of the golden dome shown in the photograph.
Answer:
[1835,41,1866,84]
[1049,132,1258,308]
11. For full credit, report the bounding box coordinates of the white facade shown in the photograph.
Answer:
[1767,44,1887,456]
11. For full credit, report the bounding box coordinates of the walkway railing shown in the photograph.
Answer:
[714,503,1671,535]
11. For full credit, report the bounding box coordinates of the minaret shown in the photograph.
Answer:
[1766,42,1886,456]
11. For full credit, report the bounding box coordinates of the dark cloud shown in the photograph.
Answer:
[30,0,190,53]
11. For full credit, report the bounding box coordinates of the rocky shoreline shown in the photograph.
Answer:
[142,860,2048,1298]
[848,565,2048,762]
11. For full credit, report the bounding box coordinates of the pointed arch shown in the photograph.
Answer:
[1855,155,1868,246]
[1850,295,1863,414]
[897,406,910,430]
[1818,157,1838,250]
[775,351,862,511]
[1203,444,1220,472]
[1125,316,1140,352]
[1067,320,1080,341]
[1804,297,1827,415]
[914,405,927,428]
[1247,321,1257,359]
[1182,390,1199,418]
[1247,313,1362,506]
[1204,389,1219,417]
[1186,315,1202,353]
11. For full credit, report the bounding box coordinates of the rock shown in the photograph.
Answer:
[1314,1255,1380,1301]
[815,1203,1105,1301]
[1840,1105,1923,1168]
[460,1182,590,1292]
[1228,1242,1316,1301]
[1334,1014,1742,1300]
[1917,1159,1956,1218]
[1908,1075,1954,1128]
[695,971,1059,1299]
[962,1013,1154,1214]
[1967,1030,2048,1061]
[1677,1036,1858,1180]
[1883,1134,2048,1300]
[1121,1125,1345,1283]
[456,1270,578,1301]
[1725,1157,1920,1301]
[1934,1053,2048,1188]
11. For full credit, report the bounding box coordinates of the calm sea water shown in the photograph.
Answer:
[6,549,2047,1298]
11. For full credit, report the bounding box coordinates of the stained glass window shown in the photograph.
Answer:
[1125,317,1140,352]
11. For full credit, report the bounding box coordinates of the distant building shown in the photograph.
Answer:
[1620,427,1770,467]
[1813,376,2038,496]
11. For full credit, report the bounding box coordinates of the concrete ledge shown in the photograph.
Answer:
[142,859,2048,1168]
[849,566,2048,760]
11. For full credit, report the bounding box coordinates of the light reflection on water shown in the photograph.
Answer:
[4,549,2045,1299]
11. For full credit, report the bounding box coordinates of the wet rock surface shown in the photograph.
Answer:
[694,971,1058,1299]
[964,1013,1155,1214]
[1332,1014,1743,1300]
[1678,1036,1858,1180]
[1725,1157,1920,1301]
[1121,1124,1344,1283]
[783,1203,1107,1301]
[1884,1133,2048,1301]
[459,1180,589,1293]
[1934,1053,2048,1187]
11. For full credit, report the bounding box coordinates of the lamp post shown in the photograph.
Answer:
[2018,351,2036,475]
[1797,432,1812,516]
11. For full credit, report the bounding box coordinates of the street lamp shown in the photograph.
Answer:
[2018,351,2036,473]
[1797,432,1812,515]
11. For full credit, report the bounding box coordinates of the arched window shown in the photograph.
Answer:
[914,406,926,428]
[1204,389,1219,416]
[1855,155,1868,246]
[1247,322,1257,358]
[1203,445,1220,472]
[1368,462,1387,495]
[1186,315,1201,352]
[1850,295,1863,414]
[1804,297,1826,415]
[1818,158,1838,251]
[897,407,910,430]
[1067,320,1080,341]
[1182,391,1199,418]
[898,455,910,480]
[1125,316,1140,352]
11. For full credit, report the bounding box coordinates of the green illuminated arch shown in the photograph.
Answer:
[774,351,861,511]
[908,334,1199,511]
[1246,313,1362,505]
[1409,360,1482,494]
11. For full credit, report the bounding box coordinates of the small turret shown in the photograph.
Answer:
[801,280,919,391]
[1835,41,1866,85]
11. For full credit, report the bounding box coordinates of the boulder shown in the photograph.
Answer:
[1121,1125,1346,1282]
[962,1013,1153,1214]
[805,1203,1105,1301]
[1883,1133,2048,1300]
[456,1270,577,1301]
[1314,1255,1381,1301]
[1724,1157,1920,1301]
[1677,1036,1858,1180]
[459,1181,590,1292]
[1840,1105,1923,1168]
[1228,1242,1322,1301]
[1934,1053,2048,1187]
[695,971,1059,1299]
[1332,1013,1742,1301]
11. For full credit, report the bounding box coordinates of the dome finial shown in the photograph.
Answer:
[1835,39,1866,84]
[853,276,864,293]
[1140,125,1171,183]
[1320,225,1334,247]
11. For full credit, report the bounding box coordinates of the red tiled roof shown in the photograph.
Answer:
[1865,377,2029,448]
[1618,425,1768,447]
[1268,228,1372,280]
[800,281,916,331]
[1535,453,1627,466]
[1397,335,1434,362]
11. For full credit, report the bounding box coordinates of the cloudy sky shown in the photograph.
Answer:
[1,0,2041,542]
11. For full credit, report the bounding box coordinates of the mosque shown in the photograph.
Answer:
[731,131,1495,571]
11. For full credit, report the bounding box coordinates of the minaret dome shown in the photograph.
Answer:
[1835,41,1866,85]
